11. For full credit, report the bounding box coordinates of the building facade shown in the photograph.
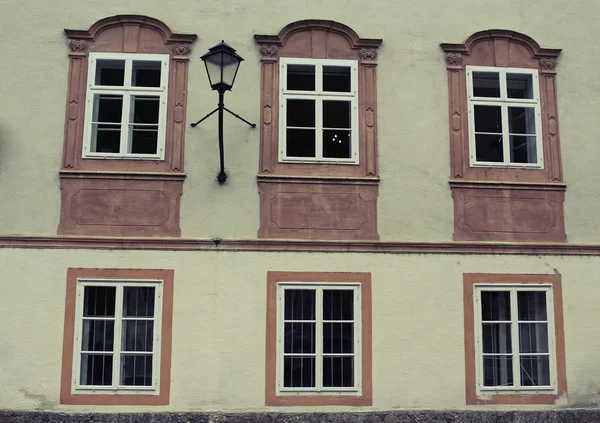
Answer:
[1,1,600,421]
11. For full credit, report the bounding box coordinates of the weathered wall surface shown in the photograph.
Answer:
[1,248,599,412]
[0,0,599,240]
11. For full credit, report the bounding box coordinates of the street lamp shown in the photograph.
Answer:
[191,41,256,184]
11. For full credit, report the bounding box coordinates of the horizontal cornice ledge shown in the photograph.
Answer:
[257,174,380,185]
[2,235,600,256]
[450,179,567,191]
[59,170,186,181]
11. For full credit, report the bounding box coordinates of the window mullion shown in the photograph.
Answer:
[510,289,521,388]
[316,99,323,160]
[113,284,124,388]
[353,286,360,389]
[120,93,132,156]
[315,287,323,391]
[501,104,511,165]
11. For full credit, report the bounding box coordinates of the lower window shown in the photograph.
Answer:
[61,268,174,405]
[266,272,372,406]
[464,273,567,405]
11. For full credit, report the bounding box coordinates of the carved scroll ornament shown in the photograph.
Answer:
[173,43,191,56]
[259,44,278,57]
[360,48,377,61]
[68,39,87,53]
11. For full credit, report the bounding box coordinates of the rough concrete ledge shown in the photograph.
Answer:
[2,411,600,423]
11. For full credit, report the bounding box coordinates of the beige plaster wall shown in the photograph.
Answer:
[0,0,599,240]
[1,248,599,411]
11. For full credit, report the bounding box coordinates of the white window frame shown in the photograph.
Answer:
[82,53,169,160]
[276,282,362,396]
[473,284,557,395]
[71,278,163,395]
[466,66,543,169]
[279,58,359,164]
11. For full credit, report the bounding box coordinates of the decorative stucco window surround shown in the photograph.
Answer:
[60,268,174,405]
[441,31,566,242]
[463,273,567,405]
[58,16,196,237]
[265,271,372,406]
[255,21,382,241]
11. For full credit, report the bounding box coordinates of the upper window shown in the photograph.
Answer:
[279,58,359,164]
[467,66,542,168]
[83,53,169,160]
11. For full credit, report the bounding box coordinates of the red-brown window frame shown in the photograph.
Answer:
[265,271,372,406]
[60,268,174,405]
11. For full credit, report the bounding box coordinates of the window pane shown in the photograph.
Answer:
[122,320,154,352]
[286,129,316,158]
[131,96,160,124]
[481,291,511,321]
[81,320,114,352]
[518,291,547,321]
[284,289,315,320]
[123,287,155,317]
[287,99,315,127]
[132,60,161,87]
[508,107,536,135]
[323,66,351,92]
[84,286,116,317]
[323,322,354,353]
[510,135,537,164]
[482,356,513,387]
[92,124,121,153]
[474,105,502,133]
[482,323,512,354]
[323,290,354,320]
[323,130,351,159]
[323,356,354,387]
[130,127,159,155]
[519,323,549,353]
[283,356,315,387]
[507,73,534,99]
[80,354,113,385]
[323,101,351,129]
[120,355,153,386]
[287,64,315,91]
[472,71,500,97]
[93,95,123,123]
[95,59,125,86]
[475,134,503,162]
[284,322,315,353]
[520,355,550,386]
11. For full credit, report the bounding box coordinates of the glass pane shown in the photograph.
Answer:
[323,322,354,353]
[121,354,153,386]
[93,95,123,123]
[284,322,315,354]
[92,124,121,153]
[286,129,316,158]
[475,134,503,162]
[132,60,161,87]
[130,127,158,155]
[482,356,513,387]
[323,356,354,387]
[481,291,511,321]
[81,320,114,352]
[519,323,549,353]
[95,59,125,86]
[510,135,537,164]
[323,66,351,92]
[323,101,351,129]
[284,289,315,320]
[482,323,512,354]
[80,354,113,385]
[287,64,315,91]
[474,105,502,133]
[287,99,315,127]
[507,73,534,99]
[518,291,547,321]
[520,355,550,386]
[122,320,154,352]
[323,130,351,159]
[131,96,160,124]
[84,286,116,317]
[508,107,536,135]
[283,356,315,387]
[323,290,354,320]
[123,287,155,317]
[473,71,500,97]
